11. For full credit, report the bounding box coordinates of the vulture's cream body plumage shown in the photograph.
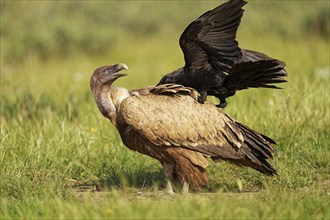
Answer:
[90,64,277,193]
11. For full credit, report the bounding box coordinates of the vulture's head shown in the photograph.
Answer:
[90,63,128,91]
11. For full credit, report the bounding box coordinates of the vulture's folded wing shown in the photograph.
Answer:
[180,0,246,74]
[119,84,276,175]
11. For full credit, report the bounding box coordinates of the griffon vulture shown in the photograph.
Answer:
[90,64,277,193]
[157,0,287,108]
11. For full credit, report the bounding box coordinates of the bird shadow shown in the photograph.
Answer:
[72,168,245,193]
[73,168,166,192]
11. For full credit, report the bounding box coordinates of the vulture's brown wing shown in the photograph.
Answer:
[121,85,243,151]
[180,0,246,73]
[120,84,276,175]
[119,84,276,175]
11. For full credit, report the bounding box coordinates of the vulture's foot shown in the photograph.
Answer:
[163,163,176,195]
[216,99,227,108]
[197,91,207,104]
[182,181,189,194]
[165,180,176,195]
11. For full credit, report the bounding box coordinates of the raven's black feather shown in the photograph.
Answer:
[157,0,287,108]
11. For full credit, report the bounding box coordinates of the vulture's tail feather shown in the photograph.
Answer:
[237,122,277,175]
[213,122,277,176]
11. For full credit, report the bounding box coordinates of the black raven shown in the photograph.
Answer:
[157,0,287,108]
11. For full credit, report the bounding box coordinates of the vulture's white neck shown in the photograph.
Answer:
[110,87,130,110]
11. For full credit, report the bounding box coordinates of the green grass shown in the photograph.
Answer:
[1,1,329,219]
[1,191,328,219]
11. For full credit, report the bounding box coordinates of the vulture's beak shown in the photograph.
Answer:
[112,63,128,79]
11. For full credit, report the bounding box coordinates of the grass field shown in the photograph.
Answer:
[1,1,329,219]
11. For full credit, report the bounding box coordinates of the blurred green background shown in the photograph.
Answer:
[1,0,329,97]
[1,1,329,219]
[1,1,329,63]
[2,0,329,83]
[1,0,329,117]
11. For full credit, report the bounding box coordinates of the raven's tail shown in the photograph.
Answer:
[225,56,287,92]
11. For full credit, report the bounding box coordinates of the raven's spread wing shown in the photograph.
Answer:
[180,0,246,74]
[119,84,276,175]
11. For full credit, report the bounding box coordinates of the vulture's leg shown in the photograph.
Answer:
[165,180,175,195]
[197,90,207,104]
[163,163,175,195]
[182,181,189,194]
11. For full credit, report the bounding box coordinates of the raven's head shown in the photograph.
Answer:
[157,67,187,86]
